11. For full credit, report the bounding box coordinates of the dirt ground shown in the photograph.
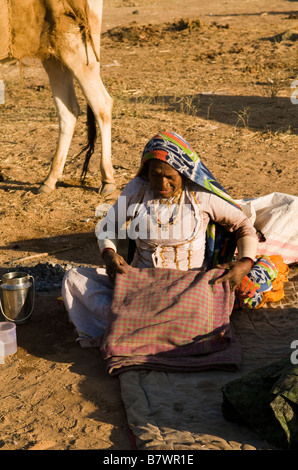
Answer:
[0,0,297,451]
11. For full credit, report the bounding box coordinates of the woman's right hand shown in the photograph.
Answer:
[102,250,131,282]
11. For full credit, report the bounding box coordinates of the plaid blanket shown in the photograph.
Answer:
[101,268,242,375]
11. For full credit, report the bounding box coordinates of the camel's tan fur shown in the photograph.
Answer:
[0,0,115,195]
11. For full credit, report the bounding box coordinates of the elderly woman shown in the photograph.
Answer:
[62,132,258,344]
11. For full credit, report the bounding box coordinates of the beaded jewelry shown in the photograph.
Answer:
[150,189,183,230]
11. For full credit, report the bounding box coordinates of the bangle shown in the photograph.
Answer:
[240,257,254,269]
[101,248,115,259]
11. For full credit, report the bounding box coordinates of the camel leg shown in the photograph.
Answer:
[38,58,80,193]
[78,74,115,196]
[60,45,115,196]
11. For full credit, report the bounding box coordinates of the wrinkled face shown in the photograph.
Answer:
[148,160,183,199]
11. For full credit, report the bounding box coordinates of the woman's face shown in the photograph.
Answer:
[148,160,183,199]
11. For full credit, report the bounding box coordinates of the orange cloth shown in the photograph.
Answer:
[255,255,289,309]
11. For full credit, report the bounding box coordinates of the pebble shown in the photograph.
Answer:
[14,262,74,291]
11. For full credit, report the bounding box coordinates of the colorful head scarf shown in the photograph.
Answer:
[138,131,241,268]
[140,131,241,209]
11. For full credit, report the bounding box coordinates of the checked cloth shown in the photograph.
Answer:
[101,268,242,374]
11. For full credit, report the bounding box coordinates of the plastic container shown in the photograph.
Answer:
[0,322,17,358]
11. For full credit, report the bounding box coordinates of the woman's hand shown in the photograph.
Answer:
[212,258,253,291]
[102,250,131,283]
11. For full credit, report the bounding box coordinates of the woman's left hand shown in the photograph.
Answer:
[212,258,253,291]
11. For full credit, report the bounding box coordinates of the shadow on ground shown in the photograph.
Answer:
[132,93,298,134]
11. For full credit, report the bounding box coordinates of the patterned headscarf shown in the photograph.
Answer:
[138,131,242,268]
[140,131,241,209]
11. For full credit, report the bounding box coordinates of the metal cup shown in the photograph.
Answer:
[0,272,35,324]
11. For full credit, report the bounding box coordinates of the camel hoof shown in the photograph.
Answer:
[100,183,116,197]
[37,183,54,194]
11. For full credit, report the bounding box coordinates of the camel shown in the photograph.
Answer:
[0,0,115,196]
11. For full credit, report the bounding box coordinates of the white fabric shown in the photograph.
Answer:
[62,267,113,342]
[237,192,298,264]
